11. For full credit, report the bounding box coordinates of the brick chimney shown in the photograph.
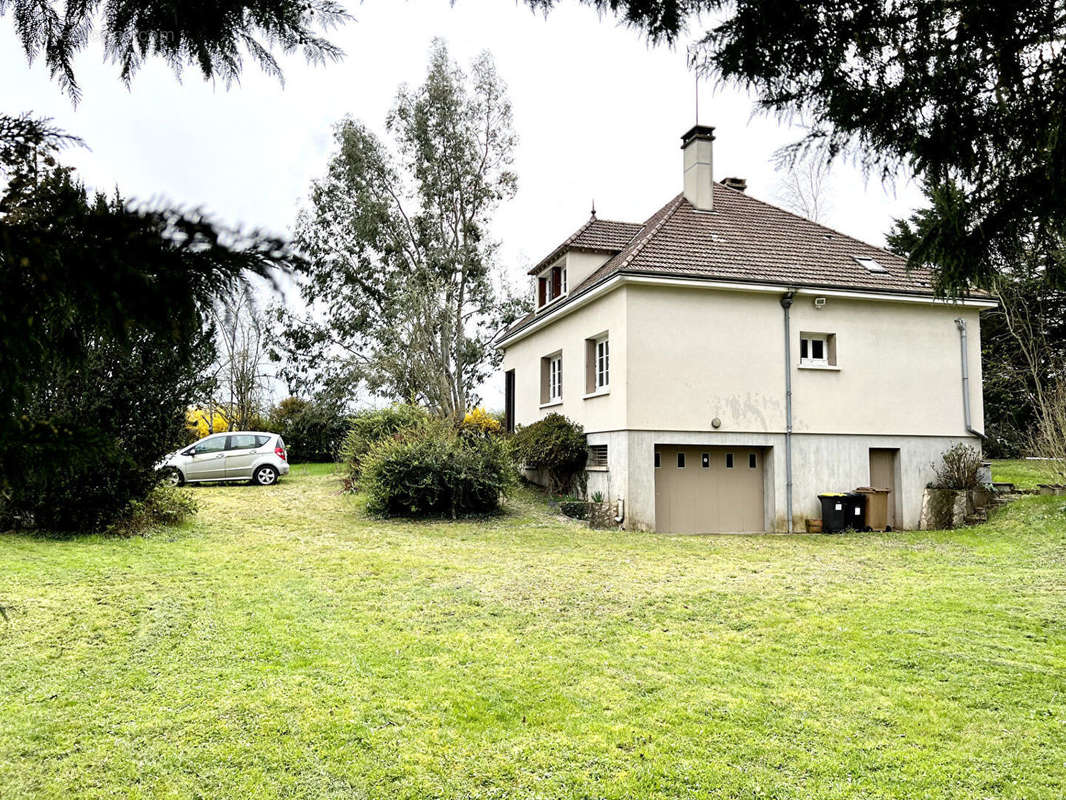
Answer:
[681,125,715,211]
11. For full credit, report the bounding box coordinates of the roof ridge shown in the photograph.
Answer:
[616,193,686,271]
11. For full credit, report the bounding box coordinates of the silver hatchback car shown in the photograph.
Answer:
[159,432,290,486]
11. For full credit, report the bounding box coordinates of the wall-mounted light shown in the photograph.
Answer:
[814,297,827,309]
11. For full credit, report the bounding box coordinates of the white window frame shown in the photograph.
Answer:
[800,334,829,367]
[549,354,563,401]
[595,335,609,389]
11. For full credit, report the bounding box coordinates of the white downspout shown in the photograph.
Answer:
[954,318,985,439]
[781,291,796,533]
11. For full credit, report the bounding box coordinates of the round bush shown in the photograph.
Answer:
[510,413,588,494]
[339,403,430,490]
[361,420,515,518]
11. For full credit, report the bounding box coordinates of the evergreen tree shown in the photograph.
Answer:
[1,0,347,100]
[0,117,297,530]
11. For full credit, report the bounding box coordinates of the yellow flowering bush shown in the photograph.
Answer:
[186,408,230,441]
[461,407,502,437]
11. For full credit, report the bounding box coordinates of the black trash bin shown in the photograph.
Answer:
[844,492,868,530]
[818,493,848,533]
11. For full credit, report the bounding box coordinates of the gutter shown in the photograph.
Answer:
[954,318,985,439]
[496,273,997,350]
[780,290,796,533]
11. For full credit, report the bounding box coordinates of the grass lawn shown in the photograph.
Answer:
[990,458,1061,490]
[2,466,1065,799]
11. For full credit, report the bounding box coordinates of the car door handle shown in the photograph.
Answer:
[216,454,225,459]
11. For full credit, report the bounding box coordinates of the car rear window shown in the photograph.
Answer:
[255,435,271,447]
[227,434,259,450]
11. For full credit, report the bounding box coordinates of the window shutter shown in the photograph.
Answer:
[538,278,546,306]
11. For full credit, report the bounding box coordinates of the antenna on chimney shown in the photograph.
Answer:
[695,75,699,124]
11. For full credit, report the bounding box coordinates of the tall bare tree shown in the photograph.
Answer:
[775,156,833,224]
[211,293,271,431]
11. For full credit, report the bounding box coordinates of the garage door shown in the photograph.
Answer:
[654,446,766,533]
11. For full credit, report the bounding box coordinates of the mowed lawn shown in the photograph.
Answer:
[2,465,1065,799]
[991,458,1062,491]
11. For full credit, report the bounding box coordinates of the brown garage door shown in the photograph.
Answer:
[654,446,766,533]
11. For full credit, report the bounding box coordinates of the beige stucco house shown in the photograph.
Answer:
[498,126,994,533]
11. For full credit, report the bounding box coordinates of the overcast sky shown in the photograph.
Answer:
[2,0,926,407]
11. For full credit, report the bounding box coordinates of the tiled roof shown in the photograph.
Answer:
[502,183,959,341]
[527,217,644,275]
[581,185,941,294]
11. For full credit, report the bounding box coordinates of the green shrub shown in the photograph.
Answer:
[340,403,430,489]
[511,413,588,494]
[559,500,590,520]
[930,443,983,489]
[267,396,348,463]
[361,419,515,517]
[107,485,198,536]
[2,325,213,533]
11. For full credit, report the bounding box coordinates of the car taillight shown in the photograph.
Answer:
[275,446,287,461]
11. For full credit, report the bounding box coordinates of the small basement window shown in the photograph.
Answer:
[800,333,838,367]
[749,453,757,469]
[725,453,734,469]
[654,451,661,469]
[677,452,686,469]
[854,255,888,273]
[588,444,608,469]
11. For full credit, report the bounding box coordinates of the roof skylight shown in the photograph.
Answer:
[854,256,888,273]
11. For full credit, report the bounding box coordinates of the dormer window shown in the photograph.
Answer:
[537,264,567,309]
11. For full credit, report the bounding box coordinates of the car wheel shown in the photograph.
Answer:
[253,465,279,486]
[162,468,184,487]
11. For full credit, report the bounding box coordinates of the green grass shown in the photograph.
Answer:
[2,467,1065,799]
[990,458,1060,490]
[287,461,339,478]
